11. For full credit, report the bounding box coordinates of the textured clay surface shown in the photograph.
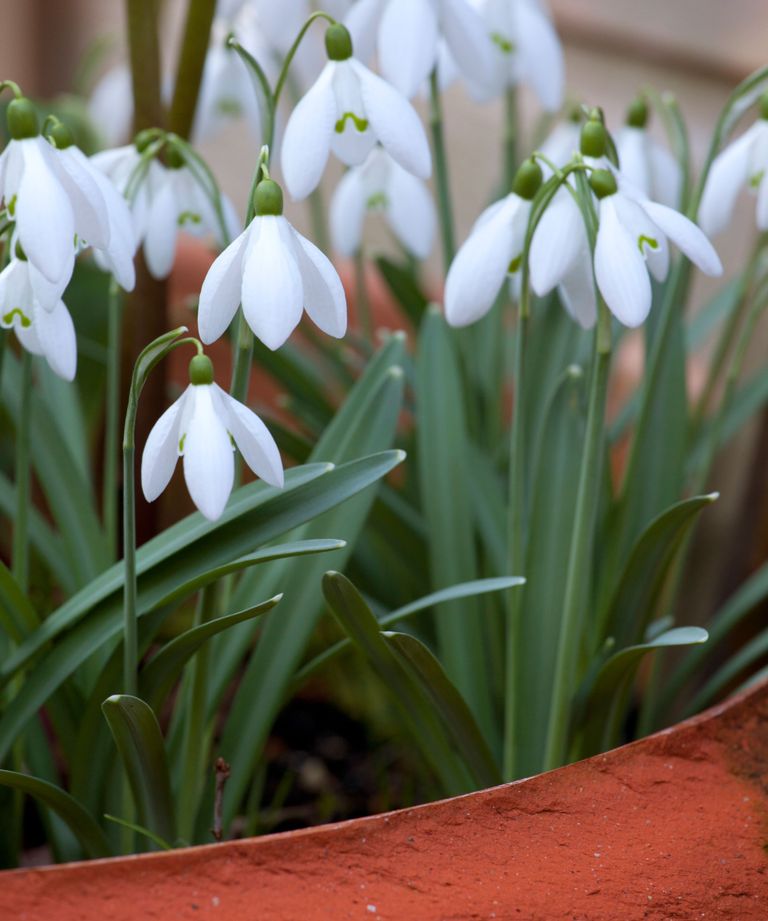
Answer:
[3,683,768,920]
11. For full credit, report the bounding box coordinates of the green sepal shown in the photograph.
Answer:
[189,354,214,386]
[325,22,353,61]
[7,98,38,140]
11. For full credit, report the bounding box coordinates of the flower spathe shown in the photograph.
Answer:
[198,178,347,350]
[699,107,768,237]
[280,23,431,201]
[0,258,77,381]
[141,355,284,522]
[330,146,436,258]
[344,0,492,99]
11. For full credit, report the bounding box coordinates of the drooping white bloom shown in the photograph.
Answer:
[0,100,136,297]
[88,65,134,148]
[531,169,722,328]
[141,355,283,522]
[198,178,347,350]
[280,23,431,200]
[92,144,238,280]
[614,99,681,208]
[345,0,492,99]
[467,0,564,109]
[538,117,581,173]
[445,160,542,327]
[699,107,768,236]
[330,147,435,258]
[0,258,77,380]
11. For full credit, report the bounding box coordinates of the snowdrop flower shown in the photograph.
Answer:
[280,22,431,200]
[445,158,542,327]
[88,65,134,148]
[699,93,768,237]
[199,178,347,349]
[142,353,283,521]
[330,147,436,258]
[615,98,681,208]
[0,99,135,298]
[533,168,722,329]
[538,114,581,173]
[344,0,492,99]
[93,143,237,280]
[0,256,77,380]
[468,0,564,110]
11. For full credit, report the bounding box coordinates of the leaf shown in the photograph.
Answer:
[375,256,428,326]
[0,769,111,859]
[576,627,708,755]
[104,814,172,851]
[0,559,38,644]
[101,695,176,846]
[686,273,747,351]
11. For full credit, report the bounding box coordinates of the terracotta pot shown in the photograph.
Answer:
[3,680,768,920]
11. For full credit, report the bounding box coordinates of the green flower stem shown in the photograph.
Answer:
[429,69,456,272]
[125,0,165,131]
[226,38,275,155]
[12,350,32,593]
[177,586,213,843]
[104,281,122,563]
[273,11,336,112]
[354,247,372,342]
[167,0,218,139]
[543,304,612,771]
[503,87,518,192]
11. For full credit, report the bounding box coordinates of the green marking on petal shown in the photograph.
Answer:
[7,194,17,217]
[638,234,659,253]
[178,434,186,453]
[491,31,514,54]
[178,211,202,227]
[366,192,388,211]
[749,169,765,189]
[508,254,522,274]
[2,307,31,328]
[216,97,242,117]
[335,112,368,134]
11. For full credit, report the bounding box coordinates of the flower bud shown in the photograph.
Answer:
[253,178,284,216]
[48,121,74,149]
[760,92,768,121]
[325,23,353,61]
[512,158,543,201]
[581,118,607,158]
[7,98,39,140]
[626,97,648,129]
[589,168,618,199]
[189,353,214,386]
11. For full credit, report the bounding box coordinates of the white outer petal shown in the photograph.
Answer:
[616,127,651,199]
[557,249,597,330]
[54,146,112,249]
[141,391,186,502]
[353,60,432,179]
[514,0,564,111]
[440,0,494,93]
[640,200,723,277]
[594,196,652,327]
[758,173,768,230]
[385,161,436,259]
[213,384,284,488]
[241,215,304,350]
[649,141,682,208]
[344,0,384,63]
[88,66,133,147]
[529,188,584,295]
[698,123,761,236]
[288,223,348,338]
[280,64,337,200]
[198,227,250,344]
[379,0,438,99]
[444,195,525,327]
[143,174,179,279]
[26,299,77,381]
[330,166,368,257]
[182,385,235,521]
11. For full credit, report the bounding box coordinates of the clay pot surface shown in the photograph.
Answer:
[3,680,768,920]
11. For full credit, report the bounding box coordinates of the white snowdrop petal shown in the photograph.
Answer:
[16,139,75,284]
[616,127,651,199]
[698,124,760,236]
[143,176,179,279]
[345,0,384,63]
[385,162,436,259]
[182,386,235,521]
[29,299,77,381]
[641,200,723,277]
[378,0,438,98]
[445,197,522,327]
[330,167,368,257]
[440,0,494,93]
[594,196,652,327]
[757,173,768,230]
[88,66,134,147]
[288,224,348,338]
[557,250,598,330]
[280,64,337,200]
[649,141,682,208]
[198,229,249,344]
[55,147,112,250]
[241,216,304,350]
[353,60,432,179]
[141,392,186,502]
[529,189,584,296]
[214,385,284,488]
[514,0,564,111]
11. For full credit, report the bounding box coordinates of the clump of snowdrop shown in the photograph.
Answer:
[344,0,492,100]
[330,146,436,258]
[280,22,431,200]
[93,140,238,280]
[198,176,347,349]
[699,92,768,236]
[445,157,543,327]
[141,352,283,522]
[615,97,681,208]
